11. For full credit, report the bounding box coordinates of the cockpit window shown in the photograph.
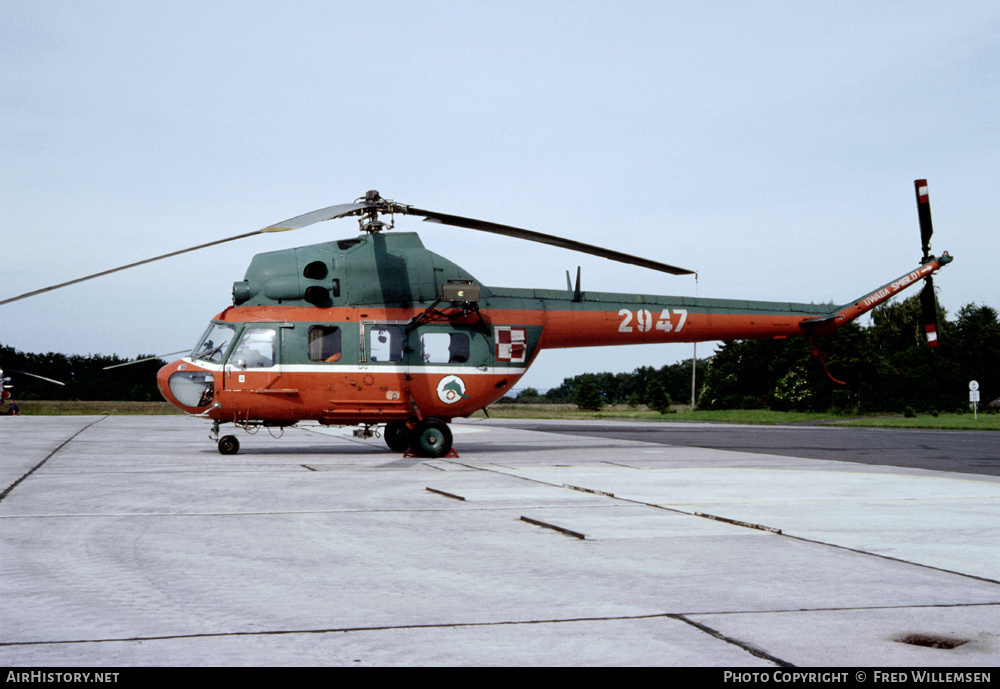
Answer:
[191,322,238,363]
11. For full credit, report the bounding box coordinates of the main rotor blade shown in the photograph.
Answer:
[1,202,371,307]
[103,350,189,370]
[400,206,695,276]
[260,202,370,232]
[0,231,263,307]
[14,371,65,385]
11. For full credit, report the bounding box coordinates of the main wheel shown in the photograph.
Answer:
[410,419,453,458]
[383,421,412,452]
[218,435,240,455]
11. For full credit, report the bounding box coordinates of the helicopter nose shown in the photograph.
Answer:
[158,360,216,411]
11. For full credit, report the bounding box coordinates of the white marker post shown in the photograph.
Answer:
[970,380,980,419]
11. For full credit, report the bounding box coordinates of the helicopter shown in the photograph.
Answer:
[1,181,951,456]
[1,366,65,415]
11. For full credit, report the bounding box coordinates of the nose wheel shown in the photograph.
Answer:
[218,435,240,455]
[211,421,241,455]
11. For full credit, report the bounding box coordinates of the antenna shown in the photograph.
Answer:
[691,271,699,410]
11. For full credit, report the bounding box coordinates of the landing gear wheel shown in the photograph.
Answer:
[218,435,240,455]
[384,421,412,452]
[410,419,453,458]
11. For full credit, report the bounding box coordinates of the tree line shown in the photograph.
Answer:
[504,296,1000,414]
[1,346,167,401]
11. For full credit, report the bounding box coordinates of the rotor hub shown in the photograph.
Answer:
[358,190,395,233]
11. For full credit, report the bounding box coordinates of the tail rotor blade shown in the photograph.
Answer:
[914,179,934,261]
[915,179,943,347]
[920,276,941,348]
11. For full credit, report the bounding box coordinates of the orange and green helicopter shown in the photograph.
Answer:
[1,180,951,457]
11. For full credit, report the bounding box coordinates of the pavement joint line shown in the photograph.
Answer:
[647,495,1000,506]
[0,416,107,503]
[0,613,692,648]
[682,601,1000,616]
[6,602,996,651]
[3,467,394,477]
[770,529,1000,588]
[0,503,630,520]
[659,499,1000,587]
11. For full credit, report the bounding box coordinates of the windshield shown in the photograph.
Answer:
[190,322,238,363]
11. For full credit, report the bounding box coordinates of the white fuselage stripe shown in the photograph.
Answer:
[182,358,526,376]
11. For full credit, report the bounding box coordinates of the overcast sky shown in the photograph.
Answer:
[2,1,997,390]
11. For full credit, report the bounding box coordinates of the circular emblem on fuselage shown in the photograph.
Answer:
[436,375,469,404]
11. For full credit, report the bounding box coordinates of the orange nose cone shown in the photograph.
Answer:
[158,360,216,412]
[156,361,177,405]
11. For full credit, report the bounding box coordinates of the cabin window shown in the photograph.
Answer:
[231,327,276,368]
[369,326,403,362]
[420,333,470,363]
[308,326,342,362]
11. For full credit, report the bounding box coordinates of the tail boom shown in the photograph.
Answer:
[800,253,952,336]
[511,253,953,350]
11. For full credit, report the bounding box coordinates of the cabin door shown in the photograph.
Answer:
[223,325,282,392]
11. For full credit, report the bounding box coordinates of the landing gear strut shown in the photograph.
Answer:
[211,420,240,455]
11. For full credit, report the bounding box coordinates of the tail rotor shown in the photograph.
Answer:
[914,179,941,347]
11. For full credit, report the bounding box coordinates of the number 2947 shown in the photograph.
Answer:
[618,308,687,333]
